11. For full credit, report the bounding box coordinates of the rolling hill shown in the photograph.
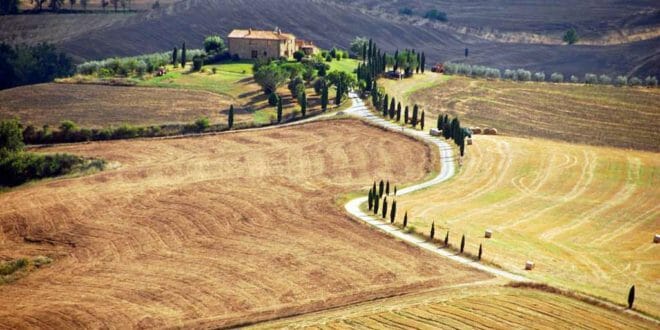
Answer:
[1,0,658,76]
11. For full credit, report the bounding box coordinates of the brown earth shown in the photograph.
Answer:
[0,83,239,128]
[0,119,490,328]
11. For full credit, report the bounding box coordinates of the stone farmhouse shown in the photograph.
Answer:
[228,28,318,60]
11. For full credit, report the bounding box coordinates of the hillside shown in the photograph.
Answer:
[1,0,659,76]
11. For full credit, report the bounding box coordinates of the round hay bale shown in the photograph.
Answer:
[654,234,660,243]
[471,127,482,134]
[485,229,492,238]
[525,261,535,270]
[484,128,498,135]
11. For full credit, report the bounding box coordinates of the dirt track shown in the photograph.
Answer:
[0,119,490,328]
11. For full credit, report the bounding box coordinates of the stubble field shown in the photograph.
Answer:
[0,119,491,328]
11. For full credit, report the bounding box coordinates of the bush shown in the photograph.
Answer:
[584,73,598,84]
[293,50,305,62]
[194,117,210,132]
[424,9,447,22]
[570,75,579,83]
[503,69,517,80]
[563,28,579,45]
[614,75,627,86]
[0,119,24,156]
[516,69,531,81]
[0,152,96,187]
[599,74,612,85]
[629,77,642,86]
[192,55,204,72]
[644,76,658,87]
[550,72,564,83]
[532,71,546,82]
[254,63,289,94]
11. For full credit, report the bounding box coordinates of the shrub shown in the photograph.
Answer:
[614,75,627,86]
[0,119,24,156]
[485,68,501,79]
[424,9,448,22]
[516,69,531,81]
[645,76,658,87]
[585,73,598,84]
[570,75,579,83]
[192,55,205,72]
[293,50,305,62]
[599,74,612,85]
[0,152,97,187]
[629,77,642,86]
[532,71,546,82]
[503,69,517,80]
[549,72,563,83]
[194,117,210,132]
[563,28,579,44]
[203,35,225,53]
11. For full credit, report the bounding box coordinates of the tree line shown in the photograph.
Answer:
[0,42,74,90]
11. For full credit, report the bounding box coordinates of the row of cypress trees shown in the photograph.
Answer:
[437,113,471,156]
[372,92,426,130]
[356,39,425,94]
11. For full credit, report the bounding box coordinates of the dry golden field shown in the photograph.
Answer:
[381,74,660,151]
[0,83,240,128]
[255,284,657,329]
[392,134,660,316]
[0,119,491,328]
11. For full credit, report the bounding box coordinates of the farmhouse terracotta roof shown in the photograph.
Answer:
[228,29,295,41]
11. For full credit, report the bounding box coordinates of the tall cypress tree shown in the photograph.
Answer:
[403,211,408,228]
[437,114,442,130]
[181,42,186,68]
[389,97,396,119]
[379,180,384,197]
[628,285,635,309]
[404,106,409,124]
[382,197,388,218]
[430,221,435,239]
[373,194,380,214]
[385,180,390,195]
[362,43,367,62]
[373,181,377,196]
[444,231,449,246]
[368,188,373,210]
[321,83,328,112]
[478,244,483,260]
[416,52,421,74]
[228,104,234,129]
[367,39,373,63]
[396,102,402,122]
[390,200,396,223]
[172,47,178,66]
[460,235,465,253]
[382,95,388,116]
[300,91,307,117]
[335,80,342,105]
[420,111,425,130]
[411,104,419,128]
[421,52,426,73]
[277,97,283,123]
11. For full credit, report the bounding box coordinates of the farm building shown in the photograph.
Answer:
[228,28,317,60]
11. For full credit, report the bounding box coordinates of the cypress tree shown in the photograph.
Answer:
[421,52,426,73]
[389,97,396,119]
[382,95,388,116]
[420,111,425,130]
[362,43,367,62]
[385,180,390,195]
[228,104,234,129]
[172,47,178,66]
[393,49,399,72]
[368,188,373,211]
[460,140,465,157]
[335,80,343,105]
[277,97,283,123]
[416,52,421,74]
[404,106,409,124]
[628,285,635,309]
[403,211,408,228]
[444,231,449,246]
[460,234,465,253]
[368,39,373,63]
[390,200,396,223]
[437,114,442,130]
[411,104,419,128]
[478,243,483,260]
[379,180,384,197]
[382,197,388,218]
[396,102,402,122]
[300,91,307,117]
[374,194,380,214]
[181,42,186,68]
[373,181,377,196]
[394,186,397,195]
[321,83,328,112]
[430,221,435,239]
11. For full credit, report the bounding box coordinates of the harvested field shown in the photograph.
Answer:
[254,284,657,329]
[0,119,491,328]
[408,75,660,151]
[394,134,660,316]
[0,83,240,128]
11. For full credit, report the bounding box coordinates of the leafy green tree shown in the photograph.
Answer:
[0,42,74,90]
[203,35,225,53]
[628,285,635,309]
[350,36,368,59]
[228,105,234,129]
[563,28,579,45]
[390,200,396,223]
[181,42,186,68]
[424,9,447,21]
[460,234,465,253]
[277,97,283,123]
[268,92,280,106]
[0,119,24,156]
[254,64,288,94]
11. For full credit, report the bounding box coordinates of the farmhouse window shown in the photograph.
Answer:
[251,50,258,59]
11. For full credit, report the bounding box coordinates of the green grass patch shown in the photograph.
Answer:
[328,58,360,76]
[0,256,52,284]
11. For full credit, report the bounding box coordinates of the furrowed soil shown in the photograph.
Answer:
[0,119,490,328]
[0,83,239,128]
[254,284,657,329]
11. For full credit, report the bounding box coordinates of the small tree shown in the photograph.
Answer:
[385,180,390,195]
[444,231,449,246]
[420,111,425,130]
[181,42,186,68]
[411,105,419,128]
[277,97,283,123]
[300,91,307,117]
[404,106,409,124]
[628,285,635,309]
[394,186,397,195]
[194,117,209,132]
[390,200,397,224]
[373,181,377,196]
[203,35,225,53]
[382,197,388,218]
[389,97,396,119]
[403,211,408,228]
[227,105,234,129]
[268,92,279,106]
[172,47,178,66]
[368,188,373,210]
[563,28,579,45]
[293,50,305,62]
[478,244,482,260]
[437,114,442,130]
[0,119,24,156]
[460,234,465,253]
[379,180,384,197]
[430,221,435,240]
[321,83,329,112]
[373,194,380,214]
[396,102,402,122]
